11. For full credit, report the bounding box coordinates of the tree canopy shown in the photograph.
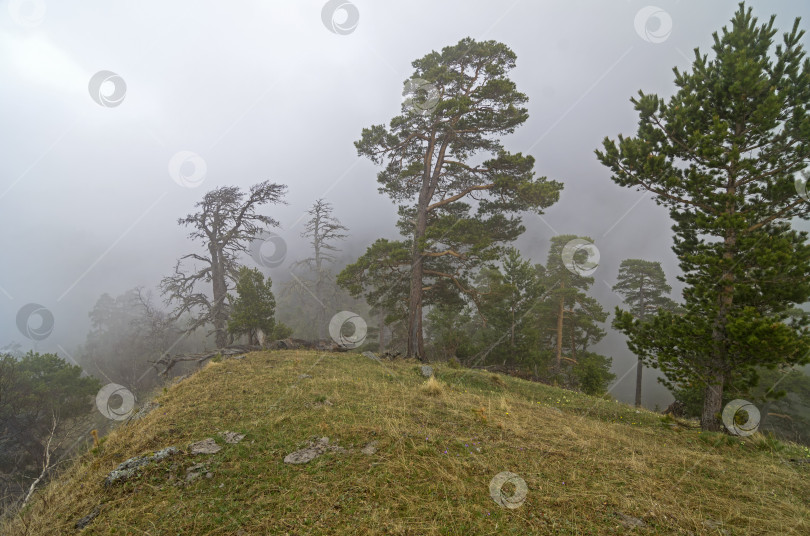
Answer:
[354,37,563,359]
[599,3,810,430]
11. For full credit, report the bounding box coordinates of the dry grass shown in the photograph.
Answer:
[1,350,808,535]
[420,375,444,397]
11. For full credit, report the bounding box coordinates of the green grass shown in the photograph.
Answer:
[3,350,809,535]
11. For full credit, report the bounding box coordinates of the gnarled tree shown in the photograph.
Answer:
[355,37,563,359]
[287,199,349,339]
[160,181,287,347]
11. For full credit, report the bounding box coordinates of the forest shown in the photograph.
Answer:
[1,1,809,529]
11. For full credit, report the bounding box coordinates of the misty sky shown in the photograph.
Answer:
[1,0,808,408]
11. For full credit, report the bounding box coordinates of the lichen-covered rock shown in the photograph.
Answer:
[104,447,178,486]
[220,431,245,444]
[130,401,160,421]
[284,437,345,464]
[189,438,222,455]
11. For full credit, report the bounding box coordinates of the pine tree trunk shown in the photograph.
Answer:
[555,283,565,370]
[570,326,576,362]
[636,285,646,407]
[407,199,428,361]
[378,310,386,353]
[701,371,724,431]
[703,196,737,431]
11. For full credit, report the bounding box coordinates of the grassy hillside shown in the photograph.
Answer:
[3,350,809,535]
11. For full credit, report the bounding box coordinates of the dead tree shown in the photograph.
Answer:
[160,181,287,347]
[288,199,348,339]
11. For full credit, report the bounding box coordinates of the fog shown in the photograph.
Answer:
[1,0,808,409]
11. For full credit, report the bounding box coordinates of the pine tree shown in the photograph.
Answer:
[354,37,563,359]
[227,267,279,346]
[599,3,810,430]
[539,235,606,371]
[160,182,287,347]
[612,259,678,407]
[475,248,545,368]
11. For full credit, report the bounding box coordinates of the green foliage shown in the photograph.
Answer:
[612,259,679,323]
[353,37,563,356]
[416,241,615,395]
[12,352,101,419]
[270,322,293,340]
[539,236,608,370]
[572,352,616,396]
[597,3,810,429]
[228,267,278,345]
[474,248,545,368]
[425,305,477,361]
[673,365,810,445]
[0,352,101,473]
[612,259,680,405]
[337,238,411,324]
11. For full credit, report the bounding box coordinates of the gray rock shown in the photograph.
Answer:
[190,438,222,455]
[220,431,245,444]
[420,365,434,378]
[284,437,345,464]
[298,374,312,379]
[361,441,378,455]
[130,401,160,421]
[185,463,207,482]
[615,512,646,528]
[75,506,100,530]
[703,520,728,534]
[104,447,178,486]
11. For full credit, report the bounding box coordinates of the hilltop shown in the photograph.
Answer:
[2,350,808,535]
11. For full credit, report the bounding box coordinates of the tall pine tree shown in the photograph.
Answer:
[354,38,562,359]
[612,259,679,406]
[599,3,810,430]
